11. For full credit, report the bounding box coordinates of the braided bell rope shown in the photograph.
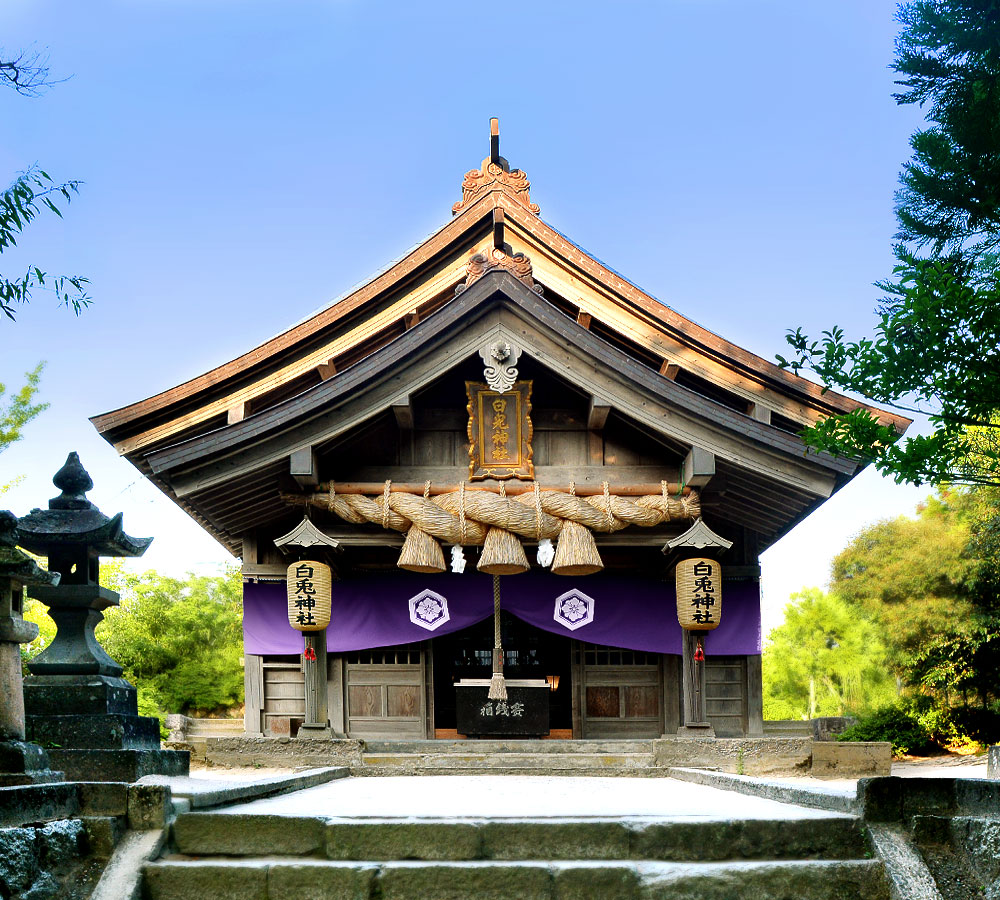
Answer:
[488,573,507,701]
[317,481,700,545]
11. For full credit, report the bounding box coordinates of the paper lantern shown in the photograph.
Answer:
[675,557,721,631]
[287,560,332,631]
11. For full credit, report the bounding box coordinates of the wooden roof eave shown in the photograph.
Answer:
[497,198,911,434]
[143,272,858,505]
[89,193,503,438]
[93,188,909,457]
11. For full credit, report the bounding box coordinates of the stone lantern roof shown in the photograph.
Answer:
[0,511,60,589]
[17,453,151,558]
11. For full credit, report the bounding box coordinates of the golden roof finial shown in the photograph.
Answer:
[452,118,540,217]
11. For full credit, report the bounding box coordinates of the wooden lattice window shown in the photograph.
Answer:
[346,647,421,665]
[579,643,658,667]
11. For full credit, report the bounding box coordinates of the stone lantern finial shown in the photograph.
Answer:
[50,451,94,510]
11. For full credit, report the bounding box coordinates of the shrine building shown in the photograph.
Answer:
[91,121,909,742]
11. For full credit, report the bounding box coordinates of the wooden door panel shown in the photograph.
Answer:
[345,654,426,739]
[585,686,620,718]
[578,644,663,738]
[624,685,659,718]
[348,684,382,718]
[387,684,420,717]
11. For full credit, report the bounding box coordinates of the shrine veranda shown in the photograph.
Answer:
[92,121,910,743]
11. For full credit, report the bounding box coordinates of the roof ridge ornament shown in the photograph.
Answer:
[455,248,543,297]
[452,118,540,216]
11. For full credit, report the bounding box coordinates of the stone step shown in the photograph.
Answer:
[363,739,655,754]
[358,765,663,777]
[172,812,867,862]
[143,857,888,900]
[360,752,654,770]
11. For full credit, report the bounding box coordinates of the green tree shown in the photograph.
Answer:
[832,488,1000,709]
[0,51,88,487]
[23,564,245,724]
[831,493,976,658]
[1,168,89,320]
[1,52,89,320]
[892,1,1000,255]
[96,566,245,716]
[0,361,47,493]
[763,588,896,720]
[777,2,1000,487]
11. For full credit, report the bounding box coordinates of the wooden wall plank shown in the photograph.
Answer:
[661,654,680,735]
[327,655,346,737]
[243,654,264,735]
[746,654,764,736]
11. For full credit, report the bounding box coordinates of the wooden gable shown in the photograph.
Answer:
[91,121,910,559]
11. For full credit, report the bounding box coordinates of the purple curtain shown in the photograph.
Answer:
[243,572,761,657]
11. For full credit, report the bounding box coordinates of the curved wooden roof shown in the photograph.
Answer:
[91,123,910,554]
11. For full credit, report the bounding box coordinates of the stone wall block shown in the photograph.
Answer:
[0,827,39,893]
[268,861,377,899]
[652,737,812,775]
[127,784,171,830]
[204,736,364,769]
[810,741,891,777]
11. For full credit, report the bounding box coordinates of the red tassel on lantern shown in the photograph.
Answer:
[694,640,705,662]
[303,645,317,662]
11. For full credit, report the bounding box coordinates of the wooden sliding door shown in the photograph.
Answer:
[575,642,663,738]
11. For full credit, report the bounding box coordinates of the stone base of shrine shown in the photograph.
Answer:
[652,737,813,775]
[202,736,890,778]
[45,748,190,783]
[205,736,365,770]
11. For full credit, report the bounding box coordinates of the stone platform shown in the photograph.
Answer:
[205,736,891,779]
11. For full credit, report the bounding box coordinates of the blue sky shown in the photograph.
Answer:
[1,0,928,635]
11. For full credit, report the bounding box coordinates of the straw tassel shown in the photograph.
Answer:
[397,525,446,573]
[477,526,530,575]
[551,521,603,576]
[488,574,507,701]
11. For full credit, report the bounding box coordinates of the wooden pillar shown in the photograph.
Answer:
[746,653,764,736]
[327,654,347,738]
[243,654,263,735]
[661,653,681,736]
[677,630,715,738]
[297,631,333,739]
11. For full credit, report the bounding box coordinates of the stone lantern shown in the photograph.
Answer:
[0,510,63,785]
[17,452,188,781]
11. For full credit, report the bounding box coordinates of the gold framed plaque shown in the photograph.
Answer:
[466,380,534,481]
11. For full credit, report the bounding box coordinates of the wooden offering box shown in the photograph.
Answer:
[455,678,550,737]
